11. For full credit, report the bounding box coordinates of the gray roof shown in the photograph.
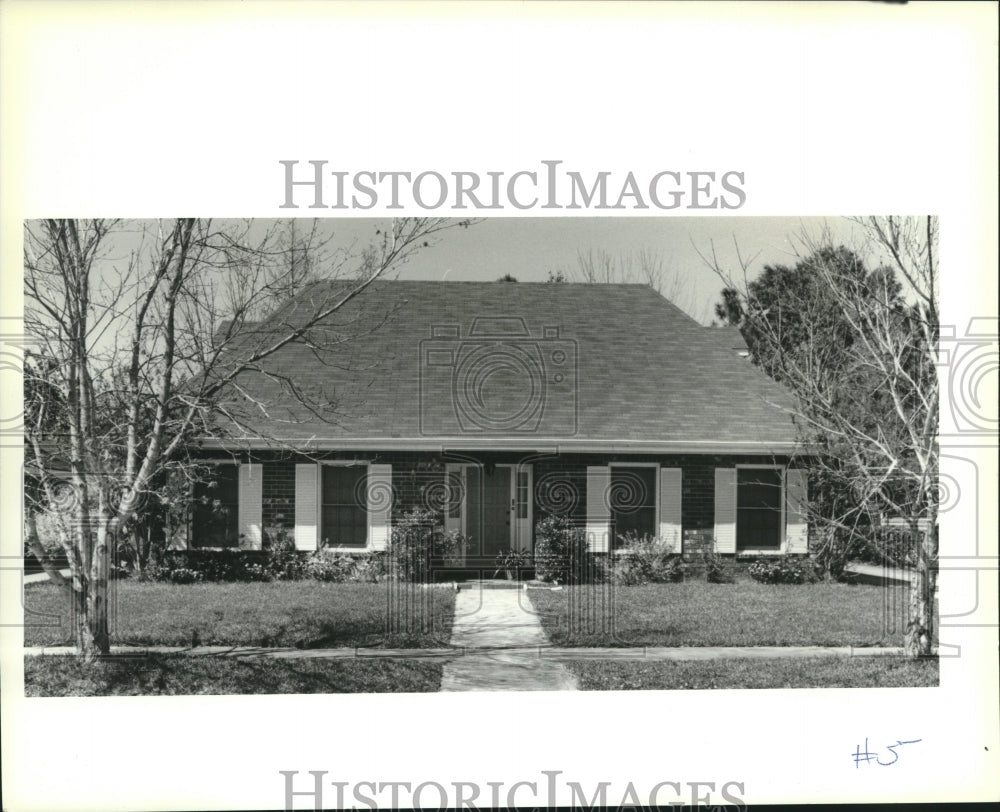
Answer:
[208,280,799,451]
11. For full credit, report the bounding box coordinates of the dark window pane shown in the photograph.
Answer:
[321,466,368,547]
[192,465,240,548]
[611,466,657,548]
[737,468,782,550]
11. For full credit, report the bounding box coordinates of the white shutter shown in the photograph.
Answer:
[785,469,809,554]
[367,463,392,551]
[237,464,263,549]
[714,468,737,554]
[444,464,463,535]
[443,464,465,565]
[294,464,319,551]
[586,466,611,553]
[658,467,682,553]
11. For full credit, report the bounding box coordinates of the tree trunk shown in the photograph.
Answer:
[904,519,937,656]
[73,581,102,660]
[72,514,111,661]
[88,520,111,657]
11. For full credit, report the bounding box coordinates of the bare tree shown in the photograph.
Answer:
[702,216,938,656]
[571,247,710,322]
[23,217,466,659]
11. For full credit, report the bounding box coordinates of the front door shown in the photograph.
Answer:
[466,466,512,557]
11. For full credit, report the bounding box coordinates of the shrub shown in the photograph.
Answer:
[493,548,531,579]
[533,513,590,583]
[144,550,271,583]
[351,552,389,583]
[703,550,734,584]
[262,528,306,581]
[388,507,464,583]
[747,556,819,585]
[611,534,684,585]
[853,526,922,569]
[303,550,387,583]
[159,565,203,585]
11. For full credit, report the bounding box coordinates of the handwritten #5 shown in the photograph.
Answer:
[853,737,923,768]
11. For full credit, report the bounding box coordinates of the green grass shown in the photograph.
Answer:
[24,653,443,696]
[528,582,926,647]
[23,581,455,649]
[567,655,939,690]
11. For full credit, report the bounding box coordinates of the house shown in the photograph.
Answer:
[711,325,751,358]
[188,280,809,567]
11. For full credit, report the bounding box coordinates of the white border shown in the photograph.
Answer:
[2,3,997,810]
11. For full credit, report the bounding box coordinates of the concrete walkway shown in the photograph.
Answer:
[23,569,71,585]
[439,586,579,691]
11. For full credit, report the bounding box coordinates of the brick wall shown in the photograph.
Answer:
[682,528,715,561]
[531,453,793,555]
[198,449,795,554]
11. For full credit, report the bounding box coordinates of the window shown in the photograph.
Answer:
[736,468,783,550]
[321,465,368,547]
[610,465,657,548]
[191,465,239,548]
[516,470,529,520]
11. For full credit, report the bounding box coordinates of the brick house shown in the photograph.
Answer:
[187,280,808,567]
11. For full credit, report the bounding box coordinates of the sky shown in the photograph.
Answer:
[51,216,871,343]
[292,216,868,324]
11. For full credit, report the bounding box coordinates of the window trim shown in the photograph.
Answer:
[608,462,660,553]
[189,460,241,551]
[318,460,372,553]
[734,464,786,554]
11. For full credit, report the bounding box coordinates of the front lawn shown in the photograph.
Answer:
[528,582,929,647]
[24,653,444,696]
[23,581,455,649]
[566,655,939,690]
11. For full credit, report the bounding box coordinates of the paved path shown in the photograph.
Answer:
[843,561,922,586]
[439,587,579,691]
[23,569,71,585]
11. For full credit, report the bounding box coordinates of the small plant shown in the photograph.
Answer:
[162,566,203,585]
[263,528,306,580]
[703,550,734,584]
[534,513,590,583]
[611,533,684,585]
[747,556,819,585]
[493,548,531,580]
[388,507,465,582]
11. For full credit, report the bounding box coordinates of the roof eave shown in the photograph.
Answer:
[195,436,803,456]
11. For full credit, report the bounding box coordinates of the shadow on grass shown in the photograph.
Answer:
[567,654,940,690]
[25,653,444,696]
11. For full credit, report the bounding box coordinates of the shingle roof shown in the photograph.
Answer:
[707,325,750,354]
[208,280,799,450]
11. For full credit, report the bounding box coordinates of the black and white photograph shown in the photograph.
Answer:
[1,2,997,811]
[20,216,941,697]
